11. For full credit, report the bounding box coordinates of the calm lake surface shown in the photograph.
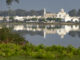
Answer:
[1,24,80,48]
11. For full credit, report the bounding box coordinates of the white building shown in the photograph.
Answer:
[0,16,4,20]
[71,17,79,22]
[14,16,24,21]
[57,8,80,22]
[57,8,71,22]
[43,8,56,18]
[25,15,42,19]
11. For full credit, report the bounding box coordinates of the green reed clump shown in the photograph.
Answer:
[0,43,80,59]
[0,28,26,44]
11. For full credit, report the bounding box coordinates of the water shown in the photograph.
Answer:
[1,24,80,48]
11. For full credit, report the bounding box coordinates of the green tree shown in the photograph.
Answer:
[9,16,14,21]
[77,9,80,16]
[31,18,37,20]
[6,0,19,22]
[3,17,7,22]
[6,0,19,5]
[68,9,77,17]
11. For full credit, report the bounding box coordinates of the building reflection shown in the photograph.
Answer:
[13,24,80,38]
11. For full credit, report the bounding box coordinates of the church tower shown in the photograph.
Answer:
[61,8,65,13]
[43,8,46,18]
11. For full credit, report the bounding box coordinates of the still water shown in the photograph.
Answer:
[1,24,80,48]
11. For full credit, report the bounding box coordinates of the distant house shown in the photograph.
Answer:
[14,16,24,21]
[0,16,4,20]
[43,8,56,18]
[71,17,79,22]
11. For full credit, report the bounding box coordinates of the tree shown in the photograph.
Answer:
[68,9,77,17]
[6,0,19,21]
[3,17,7,22]
[6,0,19,13]
[77,9,80,16]
[9,16,14,21]
[6,0,19,5]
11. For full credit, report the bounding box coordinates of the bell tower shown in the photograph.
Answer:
[43,8,46,18]
[61,8,64,13]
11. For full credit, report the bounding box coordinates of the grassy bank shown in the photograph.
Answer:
[0,56,80,60]
[0,22,80,26]
[0,28,80,59]
[0,43,80,59]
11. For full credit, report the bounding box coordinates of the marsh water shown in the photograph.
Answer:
[1,24,80,48]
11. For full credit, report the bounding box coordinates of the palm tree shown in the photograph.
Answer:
[6,0,19,22]
[6,0,19,5]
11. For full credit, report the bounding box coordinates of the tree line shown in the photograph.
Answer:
[0,8,80,17]
[68,9,80,17]
[0,9,44,16]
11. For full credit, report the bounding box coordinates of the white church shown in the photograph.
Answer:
[44,8,80,22]
[57,8,79,22]
[0,8,80,22]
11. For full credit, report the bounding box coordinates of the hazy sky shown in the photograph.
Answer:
[0,0,80,13]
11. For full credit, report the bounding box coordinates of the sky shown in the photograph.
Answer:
[0,0,80,13]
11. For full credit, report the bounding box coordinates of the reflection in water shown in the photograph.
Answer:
[69,31,80,37]
[1,24,80,47]
[13,24,80,39]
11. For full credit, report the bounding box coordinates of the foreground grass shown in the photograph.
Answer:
[0,56,80,60]
[0,28,80,59]
[0,43,80,59]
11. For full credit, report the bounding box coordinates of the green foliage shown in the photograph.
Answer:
[46,18,62,22]
[0,28,80,59]
[41,18,46,21]
[68,9,80,17]
[0,9,44,16]
[68,9,77,16]
[0,28,26,44]
[6,0,19,5]
[31,18,37,21]
[77,9,80,16]
[0,43,80,59]
[9,16,14,20]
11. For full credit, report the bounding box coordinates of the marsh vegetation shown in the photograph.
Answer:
[0,28,80,60]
